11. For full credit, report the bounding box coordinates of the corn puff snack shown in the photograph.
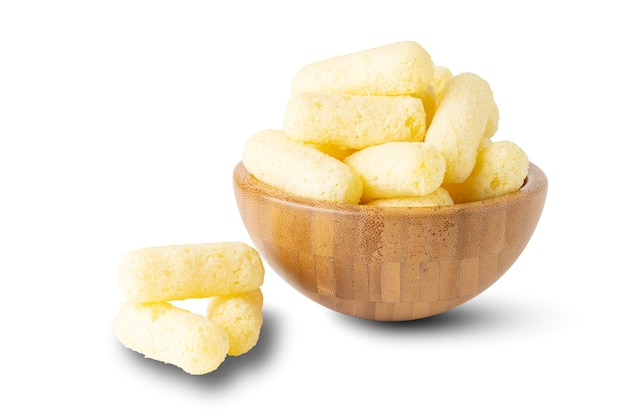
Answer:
[241,40,533,206]
[425,72,499,185]
[114,242,266,375]
[284,92,426,149]
[431,65,453,102]
[207,289,264,356]
[242,129,363,204]
[291,40,434,96]
[118,242,264,303]
[366,188,454,207]
[114,302,230,375]
[444,141,529,203]
[344,141,445,202]
[415,84,438,128]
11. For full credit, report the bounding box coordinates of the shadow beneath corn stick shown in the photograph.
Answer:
[115,308,281,386]
[202,308,281,383]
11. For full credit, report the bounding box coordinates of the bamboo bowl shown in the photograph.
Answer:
[233,162,548,321]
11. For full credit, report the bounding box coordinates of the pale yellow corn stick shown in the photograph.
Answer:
[118,242,264,303]
[291,40,434,96]
[366,188,454,207]
[431,66,499,137]
[114,301,230,375]
[207,289,263,356]
[284,92,426,149]
[414,84,437,129]
[242,129,363,204]
[444,140,529,203]
[344,141,445,203]
[425,72,498,185]
[431,65,453,102]
[484,98,500,139]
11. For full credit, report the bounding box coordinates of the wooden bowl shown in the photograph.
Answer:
[233,162,548,321]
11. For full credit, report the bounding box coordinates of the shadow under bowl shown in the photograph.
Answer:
[233,162,548,321]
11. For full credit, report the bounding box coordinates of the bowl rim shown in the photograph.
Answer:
[233,161,547,215]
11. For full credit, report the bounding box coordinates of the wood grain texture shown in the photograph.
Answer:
[233,162,548,321]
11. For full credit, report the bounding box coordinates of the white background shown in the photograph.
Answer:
[2,1,624,415]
